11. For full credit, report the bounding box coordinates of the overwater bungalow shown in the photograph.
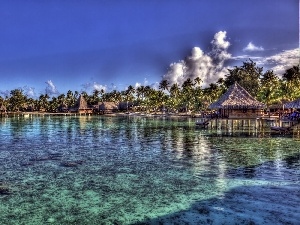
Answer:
[209,82,264,119]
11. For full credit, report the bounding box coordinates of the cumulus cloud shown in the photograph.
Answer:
[243,42,264,52]
[135,78,151,88]
[162,60,187,86]
[260,48,300,75]
[45,80,59,96]
[162,31,231,87]
[82,82,107,93]
[211,31,230,50]
[150,82,160,90]
[93,82,106,92]
[23,86,36,98]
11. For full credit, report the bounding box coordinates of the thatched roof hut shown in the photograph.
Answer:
[77,95,88,109]
[99,102,118,112]
[284,98,300,109]
[72,95,93,113]
[209,82,264,109]
[209,82,264,118]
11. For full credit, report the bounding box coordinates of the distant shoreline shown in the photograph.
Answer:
[0,111,203,118]
[0,112,282,120]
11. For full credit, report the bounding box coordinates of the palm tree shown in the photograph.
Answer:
[8,89,27,112]
[257,70,281,107]
[48,97,60,112]
[136,85,145,101]
[167,83,180,112]
[66,90,76,108]
[281,65,300,100]
[102,90,121,104]
[122,85,135,111]
[282,65,300,82]
[146,89,167,113]
[159,79,170,93]
[74,91,79,100]
[26,97,36,111]
[194,77,202,87]
[225,59,263,97]
[91,89,101,105]
[202,83,222,110]
[181,78,195,112]
[142,86,155,112]
[38,94,50,111]
[136,85,146,111]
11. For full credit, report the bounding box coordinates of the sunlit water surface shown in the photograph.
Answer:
[0,116,299,225]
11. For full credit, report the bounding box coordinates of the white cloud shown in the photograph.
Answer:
[233,48,299,76]
[211,31,230,49]
[162,31,231,87]
[150,82,159,90]
[45,80,59,96]
[162,60,187,86]
[82,82,107,93]
[261,48,300,75]
[243,42,264,52]
[135,78,149,88]
[93,82,106,92]
[231,55,263,61]
[23,86,36,98]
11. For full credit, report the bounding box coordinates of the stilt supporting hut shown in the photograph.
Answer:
[209,82,264,119]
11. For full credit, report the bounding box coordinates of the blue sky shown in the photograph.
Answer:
[0,0,299,97]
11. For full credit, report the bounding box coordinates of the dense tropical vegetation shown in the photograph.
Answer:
[0,61,299,113]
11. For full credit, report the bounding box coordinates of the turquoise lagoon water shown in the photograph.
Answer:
[0,116,299,225]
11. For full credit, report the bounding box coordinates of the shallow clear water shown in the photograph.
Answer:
[0,116,299,225]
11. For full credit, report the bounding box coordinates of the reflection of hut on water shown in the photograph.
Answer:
[79,115,90,130]
[209,82,264,118]
[99,102,118,114]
